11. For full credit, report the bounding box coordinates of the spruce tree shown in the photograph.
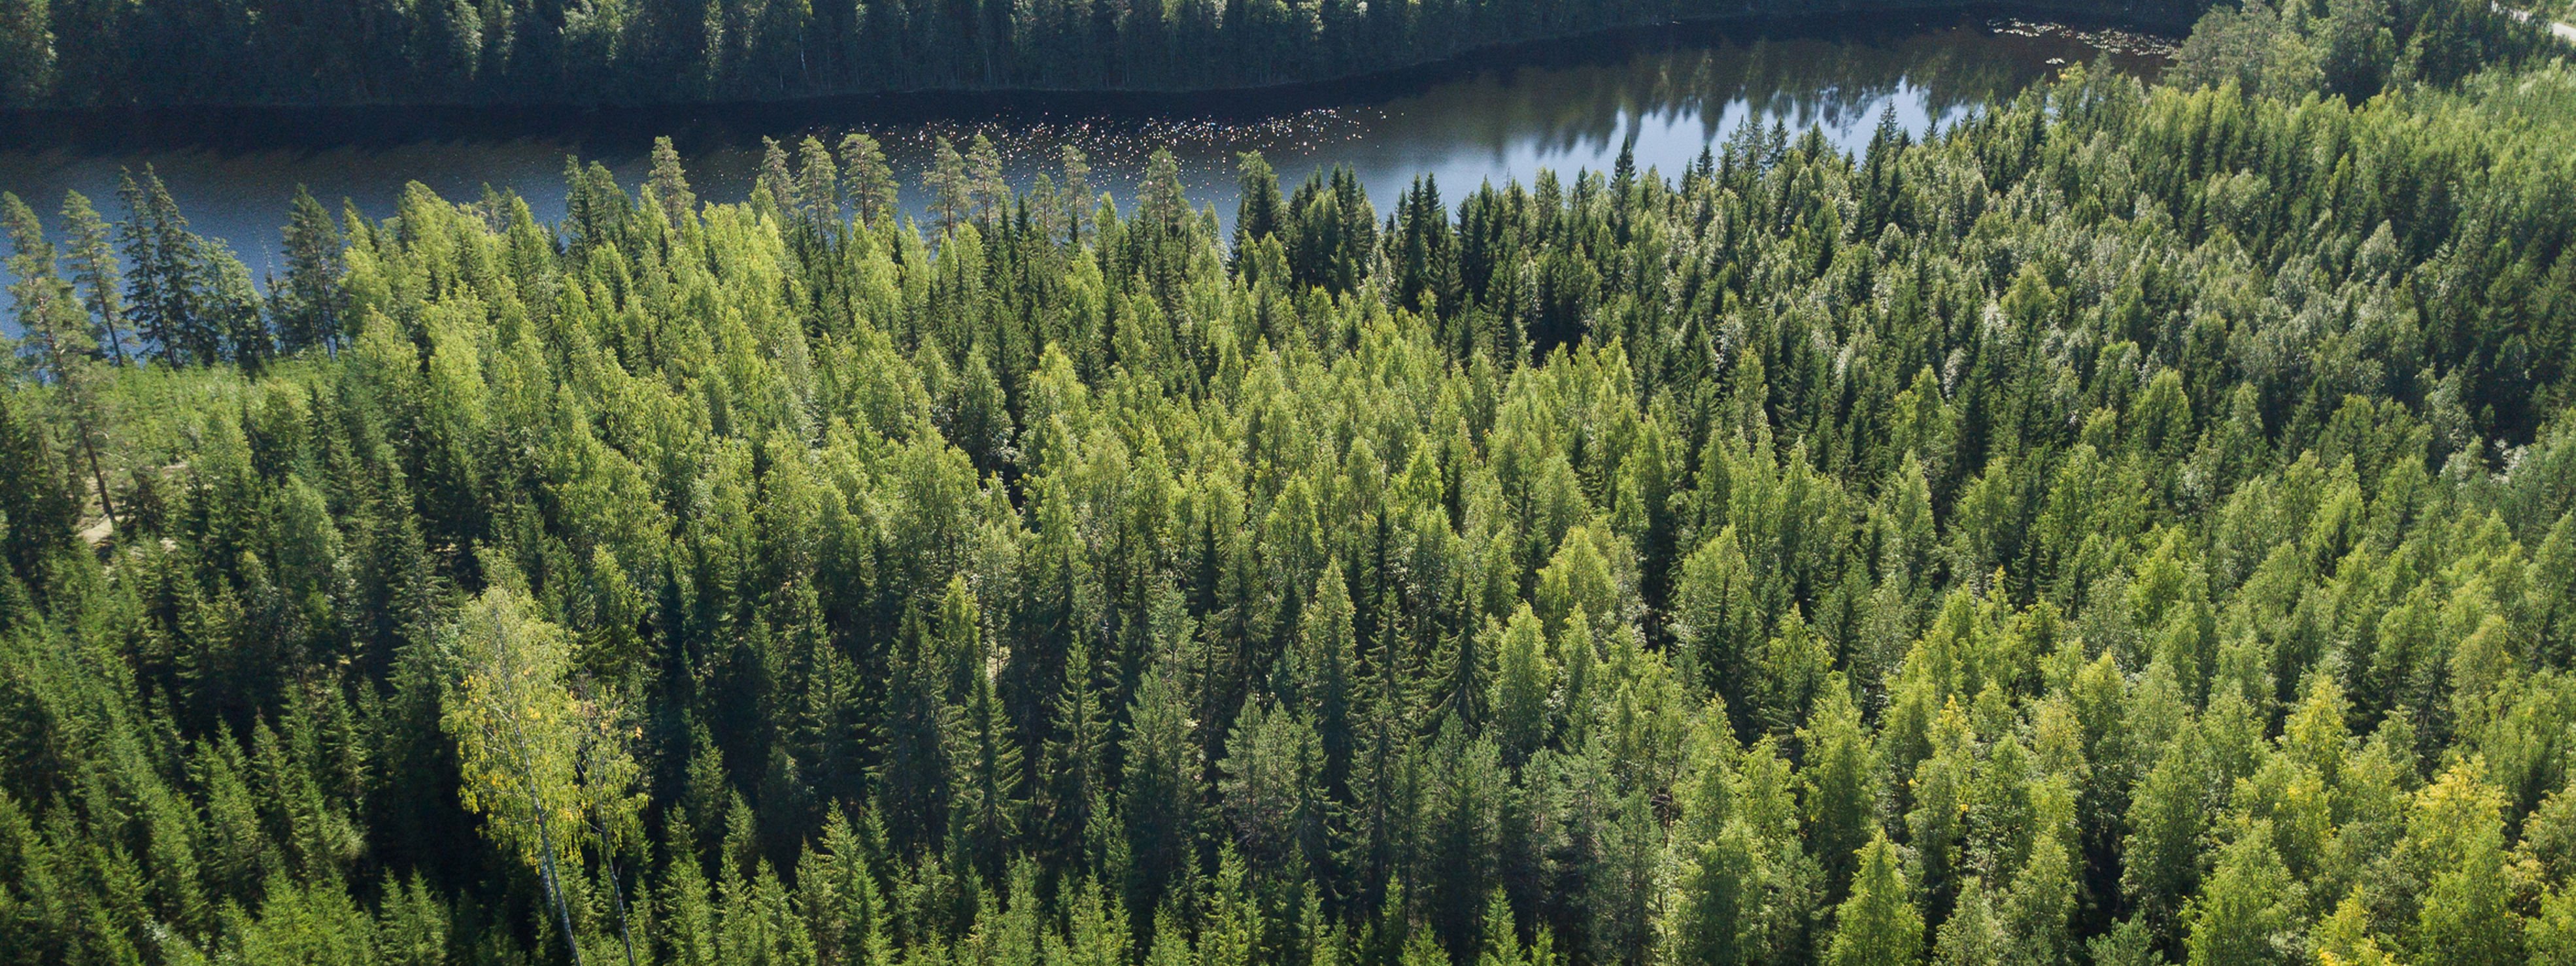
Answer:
[115,166,208,366]
[649,136,698,225]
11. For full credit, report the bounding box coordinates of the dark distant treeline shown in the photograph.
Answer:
[0,0,2223,108]
[7,6,2576,966]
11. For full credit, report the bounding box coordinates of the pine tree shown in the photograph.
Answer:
[839,133,898,227]
[1389,174,1458,322]
[1057,146,1094,242]
[797,135,843,226]
[1674,527,1761,720]
[5,192,78,371]
[926,137,972,237]
[377,872,454,966]
[273,186,346,355]
[1342,586,1415,908]
[1477,888,1532,966]
[756,136,796,217]
[965,134,1007,224]
[663,824,720,966]
[4,192,116,531]
[58,190,130,366]
[1060,878,1132,966]
[800,810,888,966]
[1431,606,1493,733]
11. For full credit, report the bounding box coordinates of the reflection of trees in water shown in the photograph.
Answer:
[0,20,2158,276]
[771,22,2131,185]
[1389,26,2117,159]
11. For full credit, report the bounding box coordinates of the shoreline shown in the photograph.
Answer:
[0,5,2182,125]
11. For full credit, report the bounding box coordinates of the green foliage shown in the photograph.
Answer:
[1828,836,1924,966]
[8,12,2576,963]
[2167,0,2552,100]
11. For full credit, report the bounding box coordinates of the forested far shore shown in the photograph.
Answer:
[6,0,2203,108]
[6,2,2576,966]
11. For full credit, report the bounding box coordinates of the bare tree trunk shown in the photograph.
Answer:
[78,423,118,533]
[510,714,585,966]
[592,810,641,966]
[33,319,118,532]
[576,708,640,966]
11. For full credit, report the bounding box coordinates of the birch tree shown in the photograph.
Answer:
[443,586,643,966]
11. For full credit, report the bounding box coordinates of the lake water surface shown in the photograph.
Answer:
[0,14,2171,280]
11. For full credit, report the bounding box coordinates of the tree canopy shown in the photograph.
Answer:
[4,7,2576,965]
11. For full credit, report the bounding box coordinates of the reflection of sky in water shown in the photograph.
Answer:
[1338,84,1951,207]
[0,16,2169,290]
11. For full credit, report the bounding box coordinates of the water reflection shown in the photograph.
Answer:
[0,14,2169,282]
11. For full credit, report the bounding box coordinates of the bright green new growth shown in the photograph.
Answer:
[3,7,2576,964]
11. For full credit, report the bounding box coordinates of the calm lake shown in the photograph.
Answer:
[0,14,2171,280]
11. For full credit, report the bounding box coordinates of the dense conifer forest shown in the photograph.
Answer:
[5,3,2576,965]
